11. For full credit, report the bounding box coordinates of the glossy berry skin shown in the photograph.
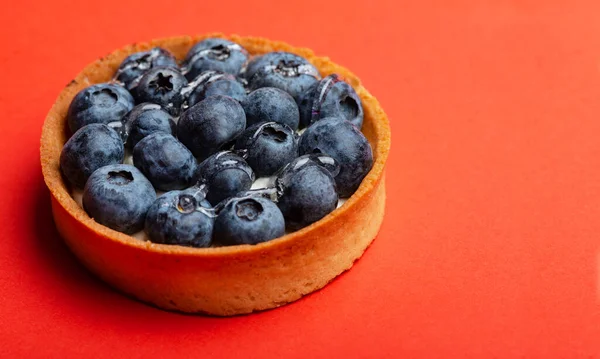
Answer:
[234,122,298,176]
[243,52,308,81]
[298,74,364,129]
[144,189,214,247]
[122,103,175,148]
[60,124,124,189]
[196,151,255,205]
[133,133,197,191]
[133,67,188,116]
[276,153,341,180]
[83,164,156,234]
[299,117,373,197]
[177,95,246,160]
[276,164,338,231]
[188,75,247,106]
[183,38,248,80]
[67,83,134,133]
[246,52,320,103]
[242,87,299,130]
[214,197,285,245]
[115,47,178,89]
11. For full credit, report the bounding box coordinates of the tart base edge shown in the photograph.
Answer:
[51,173,386,315]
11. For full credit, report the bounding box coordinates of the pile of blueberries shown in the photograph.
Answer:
[60,38,373,247]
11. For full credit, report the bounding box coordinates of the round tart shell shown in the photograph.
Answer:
[40,34,391,316]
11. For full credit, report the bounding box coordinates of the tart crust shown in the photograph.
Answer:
[40,34,391,316]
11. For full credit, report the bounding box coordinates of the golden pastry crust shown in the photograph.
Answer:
[40,34,391,316]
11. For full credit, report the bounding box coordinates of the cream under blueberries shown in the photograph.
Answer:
[60,38,373,248]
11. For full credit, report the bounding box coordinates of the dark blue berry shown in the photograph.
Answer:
[242,87,299,130]
[60,123,124,188]
[242,54,270,81]
[246,52,320,104]
[214,197,285,245]
[183,38,248,80]
[299,117,373,197]
[177,95,246,160]
[133,67,188,116]
[234,122,297,176]
[133,133,197,191]
[276,163,338,231]
[115,47,178,89]
[144,189,214,247]
[275,154,341,183]
[185,71,246,107]
[196,151,255,205]
[122,103,175,148]
[83,164,156,234]
[298,74,363,129]
[243,52,309,81]
[67,83,134,133]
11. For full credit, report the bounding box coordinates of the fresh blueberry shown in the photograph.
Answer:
[214,197,285,245]
[83,164,156,234]
[243,51,308,81]
[299,117,373,197]
[196,151,255,205]
[122,103,175,148]
[133,67,188,116]
[67,83,134,133]
[144,189,214,247]
[133,133,197,191]
[246,52,320,104]
[114,47,178,89]
[275,153,341,181]
[184,71,247,108]
[242,54,270,81]
[234,122,297,176]
[177,95,246,159]
[183,38,248,80]
[276,162,338,231]
[60,123,124,188]
[298,74,363,129]
[242,87,299,130]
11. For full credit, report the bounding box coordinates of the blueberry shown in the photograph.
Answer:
[196,151,255,205]
[275,153,341,182]
[299,117,373,197]
[83,164,156,234]
[122,103,175,148]
[133,133,197,191]
[298,74,364,129]
[276,164,338,231]
[60,124,124,188]
[183,38,248,80]
[234,122,297,176]
[243,52,309,81]
[196,77,246,104]
[184,71,246,107]
[144,189,214,247]
[242,54,271,81]
[214,197,285,245]
[242,87,299,130]
[177,95,246,160]
[133,67,188,116]
[246,52,320,104]
[115,47,178,89]
[67,83,134,133]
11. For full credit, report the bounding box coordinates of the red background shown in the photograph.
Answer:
[1,0,600,357]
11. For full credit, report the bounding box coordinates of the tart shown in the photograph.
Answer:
[40,33,391,316]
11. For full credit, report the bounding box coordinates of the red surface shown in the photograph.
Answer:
[1,0,600,357]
